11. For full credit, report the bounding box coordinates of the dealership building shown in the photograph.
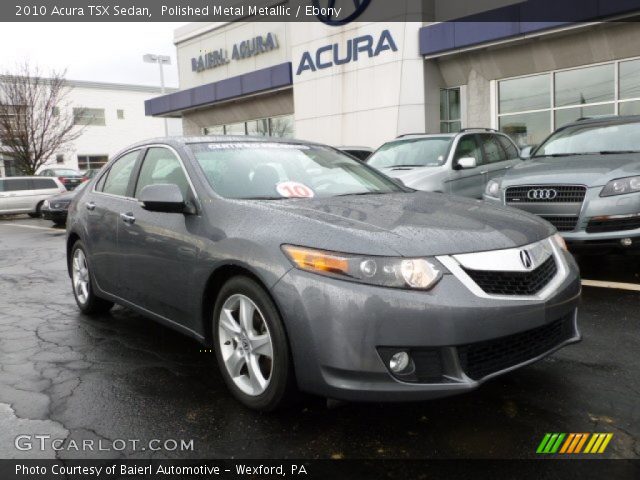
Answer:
[145,1,640,149]
[0,80,181,177]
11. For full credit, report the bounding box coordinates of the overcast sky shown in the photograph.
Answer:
[0,23,187,87]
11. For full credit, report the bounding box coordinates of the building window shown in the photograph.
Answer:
[73,108,106,126]
[497,58,640,147]
[52,107,60,117]
[77,155,109,171]
[440,88,462,133]
[117,109,125,120]
[56,154,64,164]
[203,115,294,138]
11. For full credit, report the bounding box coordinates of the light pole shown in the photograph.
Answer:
[143,53,171,136]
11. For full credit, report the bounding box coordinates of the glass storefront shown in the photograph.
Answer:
[497,58,640,147]
[204,115,294,138]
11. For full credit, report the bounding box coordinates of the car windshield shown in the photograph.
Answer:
[189,142,403,199]
[534,121,640,157]
[367,137,452,169]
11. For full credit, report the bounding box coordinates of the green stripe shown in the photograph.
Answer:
[537,433,552,454]
[543,434,559,453]
[550,433,566,453]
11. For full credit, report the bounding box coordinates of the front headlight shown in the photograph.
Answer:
[485,179,500,198]
[600,176,640,197]
[282,245,443,290]
[551,233,568,252]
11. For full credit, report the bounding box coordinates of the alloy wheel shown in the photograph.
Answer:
[218,294,274,396]
[72,248,90,305]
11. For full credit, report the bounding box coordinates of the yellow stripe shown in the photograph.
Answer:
[574,433,589,453]
[590,434,606,454]
[582,279,640,292]
[560,434,575,454]
[598,434,613,453]
[583,433,598,453]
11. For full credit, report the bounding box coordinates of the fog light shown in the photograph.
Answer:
[621,238,633,247]
[389,351,410,373]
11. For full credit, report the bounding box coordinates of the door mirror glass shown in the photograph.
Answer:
[139,183,186,213]
[520,145,536,159]
[456,157,477,169]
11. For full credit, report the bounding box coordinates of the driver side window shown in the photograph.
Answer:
[134,147,190,199]
[454,135,482,164]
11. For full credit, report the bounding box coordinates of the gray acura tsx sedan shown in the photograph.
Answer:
[66,136,581,411]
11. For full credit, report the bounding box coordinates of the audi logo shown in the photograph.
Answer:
[527,188,558,200]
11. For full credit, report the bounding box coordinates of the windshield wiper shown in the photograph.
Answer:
[241,196,290,200]
[389,164,425,168]
[335,191,388,197]
[532,153,591,158]
[596,150,640,155]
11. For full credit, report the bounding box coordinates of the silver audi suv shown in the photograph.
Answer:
[484,116,640,253]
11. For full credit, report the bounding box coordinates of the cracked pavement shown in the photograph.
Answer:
[0,217,638,459]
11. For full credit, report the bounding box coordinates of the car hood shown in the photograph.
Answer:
[502,154,640,187]
[257,192,553,257]
[48,189,79,201]
[378,166,443,185]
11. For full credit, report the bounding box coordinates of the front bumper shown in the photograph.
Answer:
[41,207,68,222]
[484,189,640,252]
[271,250,581,401]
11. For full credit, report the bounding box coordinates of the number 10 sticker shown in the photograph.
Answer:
[276,181,315,198]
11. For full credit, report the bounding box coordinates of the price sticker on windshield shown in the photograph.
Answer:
[276,181,315,198]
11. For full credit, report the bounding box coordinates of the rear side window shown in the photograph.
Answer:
[101,151,139,197]
[479,134,507,164]
[497,135,520,159]
[3,179,32,192]
[32,178,58,190]
[134,147,190,199]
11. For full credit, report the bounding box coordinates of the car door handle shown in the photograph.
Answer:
[120,212,135,224]
[86,202,96,211]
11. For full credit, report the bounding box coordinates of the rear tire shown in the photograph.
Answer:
[212,276,296,411]
[28,202,43,218]
[70,241,113,315]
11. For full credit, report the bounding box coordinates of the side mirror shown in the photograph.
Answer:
[139,184,187,213]
[520,146,535,159]
[456,157,477,169]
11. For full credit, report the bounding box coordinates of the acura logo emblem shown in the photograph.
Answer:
[520,250,533,269]
[527,188,558,200]
[313,0,372,25]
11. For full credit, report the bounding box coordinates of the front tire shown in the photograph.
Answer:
[212,276,296,411]
[70,241,113,315]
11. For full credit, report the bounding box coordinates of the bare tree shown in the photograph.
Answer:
[0,62,83,175]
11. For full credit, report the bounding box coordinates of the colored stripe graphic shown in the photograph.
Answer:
[538,433,612,454]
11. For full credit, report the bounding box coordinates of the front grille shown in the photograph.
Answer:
[463,256,557,296]
[506,185,586,203]
[586,216,640,233]
[540,215,579,232]
[458,314,575,380]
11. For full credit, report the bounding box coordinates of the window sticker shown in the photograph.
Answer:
[276,181,315,198]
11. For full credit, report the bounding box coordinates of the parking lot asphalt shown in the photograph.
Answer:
[0,216,638,460]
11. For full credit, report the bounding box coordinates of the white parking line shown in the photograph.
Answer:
[0,223,59,232]
[582,279,640,292]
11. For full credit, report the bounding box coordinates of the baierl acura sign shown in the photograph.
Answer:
[191,32,279,72]
[296,29,397,75]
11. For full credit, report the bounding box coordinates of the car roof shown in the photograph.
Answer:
[337,146,374,151]
[560,114,640,130]
[0,176,39,180]
[122,135,329,151]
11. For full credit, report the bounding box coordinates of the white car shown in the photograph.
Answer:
[0,176,66,217]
